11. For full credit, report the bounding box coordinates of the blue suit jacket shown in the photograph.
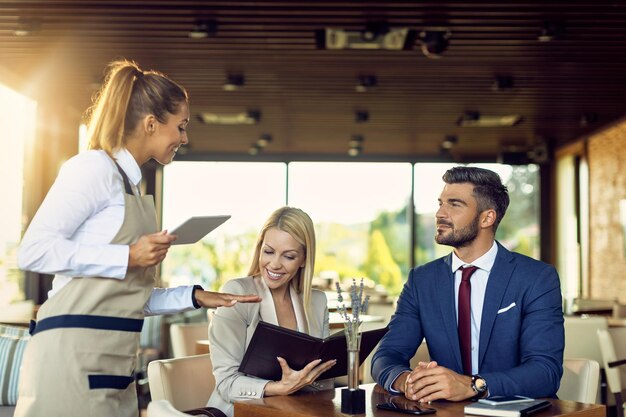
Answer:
[372,242,564,398]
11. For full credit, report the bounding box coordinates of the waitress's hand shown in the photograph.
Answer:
[263,357,337,397]
[128,231,176,268]
[194,289,262,308]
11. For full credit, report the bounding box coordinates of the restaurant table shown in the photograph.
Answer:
[234,383,605,417]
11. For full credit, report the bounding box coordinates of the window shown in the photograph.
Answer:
[161,162,286,289]
[0,84,36,304]
[288,162,412,296]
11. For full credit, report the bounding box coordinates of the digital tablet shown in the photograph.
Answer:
[168,215,231,245]
[478,396,534,406]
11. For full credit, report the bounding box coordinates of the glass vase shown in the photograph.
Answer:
[343,320,362,390]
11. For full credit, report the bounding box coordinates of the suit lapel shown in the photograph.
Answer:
[478,242,515,368]
[438,254,464,372]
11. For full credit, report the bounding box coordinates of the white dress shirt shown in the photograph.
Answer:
[18,148,195,315]
[451,241,498,374]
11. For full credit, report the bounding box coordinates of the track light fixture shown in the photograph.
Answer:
[579,113,599,127]
[419,29,451,58]
[188,19,217,39]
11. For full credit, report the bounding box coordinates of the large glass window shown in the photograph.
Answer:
[161,161,540,298]
[0,84,36,305]
[288,162,412,296]
[161,162,286,290]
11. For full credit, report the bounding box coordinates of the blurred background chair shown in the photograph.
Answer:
[557,358,600,404]
[170,322,209,358]
[564,315,608,403]
[598,328,626,417]
[148,354,216,413]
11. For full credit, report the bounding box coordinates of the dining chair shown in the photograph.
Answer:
[557,358,600,403]
[169,322,209,358]
[148,354,223,416]
[597,328,626,417]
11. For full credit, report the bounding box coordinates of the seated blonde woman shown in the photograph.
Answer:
[207,207,335,416]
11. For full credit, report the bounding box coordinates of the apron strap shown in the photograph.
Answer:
[114,161,137,196]
[30,314,144,336]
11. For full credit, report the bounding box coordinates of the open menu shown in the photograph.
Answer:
[238,320,388,381]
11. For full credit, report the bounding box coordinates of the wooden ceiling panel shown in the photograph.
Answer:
[1,0,626,162]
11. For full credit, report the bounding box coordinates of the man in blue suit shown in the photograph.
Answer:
[372,166,564,402]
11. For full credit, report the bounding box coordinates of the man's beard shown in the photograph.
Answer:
[435,213,480,248]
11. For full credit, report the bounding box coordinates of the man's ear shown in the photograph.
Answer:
[142,115,157,134]
[481,209,497,229]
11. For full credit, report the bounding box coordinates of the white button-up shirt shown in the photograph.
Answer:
[451,241,498,374]
[18,148,195,315]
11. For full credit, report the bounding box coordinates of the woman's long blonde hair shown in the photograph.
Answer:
[85,59,188,157]
[248,207,316,326]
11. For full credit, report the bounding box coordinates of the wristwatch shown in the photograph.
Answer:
[471,374,488,399]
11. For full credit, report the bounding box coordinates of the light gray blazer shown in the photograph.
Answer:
[206,276,332,417]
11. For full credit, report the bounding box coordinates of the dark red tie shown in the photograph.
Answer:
[458,265,478,375]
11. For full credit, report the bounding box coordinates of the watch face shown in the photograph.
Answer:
[476,378,486,390]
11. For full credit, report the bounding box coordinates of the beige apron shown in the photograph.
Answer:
[15,162,157,417]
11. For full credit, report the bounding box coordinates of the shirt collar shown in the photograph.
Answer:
[451,240,498,273]
[113,147,142,187]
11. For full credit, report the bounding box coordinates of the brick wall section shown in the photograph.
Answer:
[588,119,626,300]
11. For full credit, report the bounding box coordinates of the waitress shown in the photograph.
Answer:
[14,59,260,417]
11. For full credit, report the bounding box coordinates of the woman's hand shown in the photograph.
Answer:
[129,231,176,268]
[194,290,262,308]
[264,357,337,397]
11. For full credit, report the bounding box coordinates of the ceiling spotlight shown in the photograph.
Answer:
[419,29,451,59]
[248,144,261,156]
[441,135,458,149]
[13,18,40,36]
[349,134,364,148]
[492,75,515,92]
[355,110,369,123]
[256,134,272,147]
[355,75,377,92]
[223,74,245,91]
[188,19,217,39]
[538,21,565,42]
[348,134,364,156]
[579,113,599,127]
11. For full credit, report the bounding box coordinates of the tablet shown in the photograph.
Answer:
[168,215,231,245]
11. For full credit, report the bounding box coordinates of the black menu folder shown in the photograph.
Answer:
[238,321,389,381]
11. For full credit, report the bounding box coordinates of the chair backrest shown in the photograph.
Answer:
[147,400,189,417]
[148,354,215,411]
[598,328,626,395]
[563,315,608,365]
[169,322,208,358]
[557,358,600,403]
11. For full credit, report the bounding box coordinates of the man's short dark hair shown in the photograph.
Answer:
[442,166,510,231]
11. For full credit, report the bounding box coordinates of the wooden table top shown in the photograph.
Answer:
[234,383,605,417]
